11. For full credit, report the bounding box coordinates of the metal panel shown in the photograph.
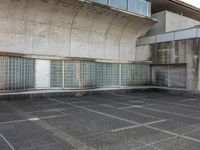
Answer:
[35,60,50,89]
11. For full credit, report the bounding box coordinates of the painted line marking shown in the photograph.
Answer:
[88,96,132,107]
[48,98,66,104]
[111,119,166,132]
[48,98,200,143]
[135,136,176,150]
[100,104,116,108]
[140,105,200,120]
[48,98,138,124]
[181,98,200,102]
[118,104,154,110]
[28,117,40,121]
[146,126,200,143]
[133,96,200,110]
[0,133,15,150]
[68,101,90,104]
[0,114,67,125]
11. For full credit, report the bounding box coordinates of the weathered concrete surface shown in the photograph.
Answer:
[147,11,200,36]
[151,38,200,91]
[0,0,155,62]
[135,45,151,62]
[1,91,200,150]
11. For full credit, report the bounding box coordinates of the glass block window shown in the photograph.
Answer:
[95,62,120,87]
[0,56,5,91]
[50,60,63,88]
[95,63,103,87]
[0,56,35,91]
[80,61,95,88]
[64,61,80,88]
[121,63,150,86]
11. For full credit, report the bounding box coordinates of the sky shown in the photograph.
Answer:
[181,0,200,8]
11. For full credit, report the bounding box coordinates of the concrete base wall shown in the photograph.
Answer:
[151,38,200,91]
[0,0,154,62]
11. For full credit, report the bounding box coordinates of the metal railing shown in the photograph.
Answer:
[137,27,200,46]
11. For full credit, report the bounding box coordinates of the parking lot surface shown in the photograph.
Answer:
[0,92,200,150]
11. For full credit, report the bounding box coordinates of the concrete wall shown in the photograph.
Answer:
[147,11,166,36]
[165,11,200,33]
[147,11,200,36]
[0,0,155,62]
[151,38,200,91]
[135,45,151,62]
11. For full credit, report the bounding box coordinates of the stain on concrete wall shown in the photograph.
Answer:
[152,64,186,88]
[151,38,200,90]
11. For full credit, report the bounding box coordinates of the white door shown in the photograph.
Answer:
[35,60,50,89]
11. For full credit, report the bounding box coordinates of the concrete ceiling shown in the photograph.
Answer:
[151,0,200,21]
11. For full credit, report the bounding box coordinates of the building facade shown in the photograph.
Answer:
[137,1,200,91]
[0,0,155,91]
[0,0,200,92]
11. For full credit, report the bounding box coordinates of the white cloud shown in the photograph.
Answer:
[181,0,200,8]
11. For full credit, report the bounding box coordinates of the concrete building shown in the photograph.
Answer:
[0,0,200,92]
[137,0,200,91]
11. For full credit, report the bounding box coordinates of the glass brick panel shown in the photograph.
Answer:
[50,60,63,88]
[64,61,80,88]
[0,56,35,91]
[121,63,150,86]
[95,62,120,87]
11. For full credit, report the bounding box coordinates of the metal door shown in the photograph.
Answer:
[35,60,50,89]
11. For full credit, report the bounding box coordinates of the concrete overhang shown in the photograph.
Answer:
[152,0,200,21]
[0,0,157,62]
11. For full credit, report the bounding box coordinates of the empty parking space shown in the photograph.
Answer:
[0,91,200,149]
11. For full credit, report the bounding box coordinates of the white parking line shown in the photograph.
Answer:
[181,98,200,102]
[0,133,15,150]
[28,117,40,121]
[48,98,66,104]
[118,104,154,110]
[48,98,138,124]
[111,119,166,132]
[146,126,200,143]
[48,97,200,144]
[140,106,200,120]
